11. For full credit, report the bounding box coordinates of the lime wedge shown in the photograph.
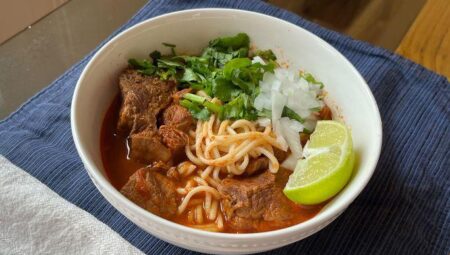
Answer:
[283,121,355,205]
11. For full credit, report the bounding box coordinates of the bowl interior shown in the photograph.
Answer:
[72,9,381,235]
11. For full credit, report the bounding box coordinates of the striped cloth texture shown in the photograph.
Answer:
[0,0,449,254]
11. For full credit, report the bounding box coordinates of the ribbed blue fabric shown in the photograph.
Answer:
[0,0,449,254]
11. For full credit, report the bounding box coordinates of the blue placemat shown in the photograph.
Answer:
[1,0,449,254]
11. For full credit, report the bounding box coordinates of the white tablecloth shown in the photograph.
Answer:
[0,156,143,255]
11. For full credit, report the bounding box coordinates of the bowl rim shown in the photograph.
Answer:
[71,8,383,240]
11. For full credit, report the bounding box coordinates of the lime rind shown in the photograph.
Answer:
[284,150,354,205]
[283,121,355,205]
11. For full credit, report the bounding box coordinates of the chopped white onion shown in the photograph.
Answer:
[253,93,271,111]
[281,154,298,171]
[254,68,325,170]
[271,91,286,120]
[281,117,304,133]
[273,121,288,151]
[303,116,318,132]
[251,56,266,65]
[280,118,303,170]
[271,91,288,151]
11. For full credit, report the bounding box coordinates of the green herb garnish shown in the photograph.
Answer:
[127,33,318,124]
[282,106,305,123]
[300,71,324,89]
[162,42,176,55]
[254,49,277,61]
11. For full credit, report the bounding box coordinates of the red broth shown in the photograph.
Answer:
[100,95,324,233]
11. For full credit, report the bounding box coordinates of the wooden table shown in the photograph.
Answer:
[396,0,450,79]
[271,0,449,79]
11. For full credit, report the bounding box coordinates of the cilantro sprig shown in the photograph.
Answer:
[128,33,279,121]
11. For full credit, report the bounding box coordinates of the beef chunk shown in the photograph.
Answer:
[264,169,297,222]
[149,160,172,172]
[120,164,177,218]
[220,171,274,220]
[218,170,297,232]
[117,69,176,133]
[129,130,171,163]
[159,125,189,158]
[245,157,269,176]
[166,166,180,181]
[117,69,176,164]
[159,97,195,160]
[162,104,195,132]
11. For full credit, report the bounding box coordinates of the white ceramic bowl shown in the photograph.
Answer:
[71,9,382,254]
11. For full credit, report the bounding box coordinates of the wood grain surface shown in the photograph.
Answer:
[268,0,426,51]
[396,0,450,78]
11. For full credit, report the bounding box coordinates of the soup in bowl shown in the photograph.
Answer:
[71,9,382,254]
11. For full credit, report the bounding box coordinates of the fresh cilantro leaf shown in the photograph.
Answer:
[179,99,211,120]
[185,57,211,76]
[192,108,211,120]
[156,68,177,80]
[256,60,276,71]
[157,58,184,68]
[230,68,256,94]
[221,94,257,120]
[154,57,185,80]
[202,48,248,68]
[223,58,251,79]
[180,68,199,83]
[209,33,250,51]
[202,33,250,68]
[128,59,153,69]
[129,59,157,75]
[149,50,161,64]
[212,78,241,102]
[254,49,277,61]
[300,72,324,88]
[228,61,275,94]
